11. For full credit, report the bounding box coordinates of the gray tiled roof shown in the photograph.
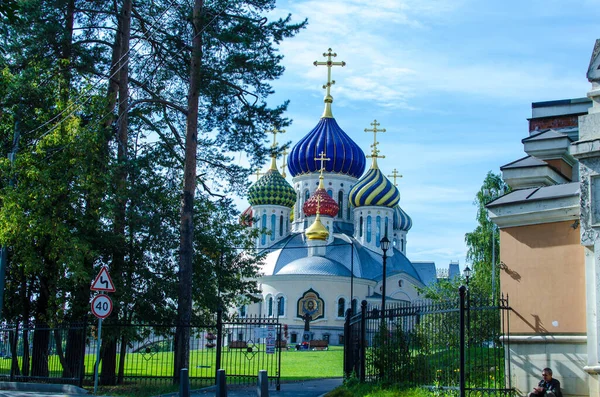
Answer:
[500,155,548,170]
[412,262,437,285]
[487,182,579,207]
[522,128,573,143]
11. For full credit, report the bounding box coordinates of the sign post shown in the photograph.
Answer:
[90,266,115,394]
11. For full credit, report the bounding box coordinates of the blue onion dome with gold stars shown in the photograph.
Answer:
[248,158,296,208]
[287,118,366,178]
[349,153,400,208]
[393,205,412,231]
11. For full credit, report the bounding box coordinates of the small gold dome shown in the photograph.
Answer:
[305,214,329,241]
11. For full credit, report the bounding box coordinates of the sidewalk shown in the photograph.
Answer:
[185,378,343,397]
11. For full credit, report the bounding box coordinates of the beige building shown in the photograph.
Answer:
[488,40,600,397]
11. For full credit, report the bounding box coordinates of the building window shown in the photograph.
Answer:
[271,214,276,241]
[398,280,403,287]
[261,214,267,245]
[367,216,372,243]
[305,189,310,201]
[323,334,330,342]
[277,296,285,316]
[401,239,404,251]
[279,215,283,237]
[239,305,247,318]
[327,189,333,197]
[338,191,344,218]
[291,333,297,343]
[376,216,381,247]
[238,332,243,341]
[268,296,273,316]
[337,298,345,317]
[359,217,363,237]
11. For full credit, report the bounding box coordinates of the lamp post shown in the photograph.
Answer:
[464,265,472,338]
[380,237,390,313]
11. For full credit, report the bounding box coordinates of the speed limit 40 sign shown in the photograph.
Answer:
[91,294,113,319]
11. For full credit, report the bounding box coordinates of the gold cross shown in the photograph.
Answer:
[266,127,286,149]
[364,119,386,155]
[314,194,323,216]
[366,147,385,161]
[387,169,403,186]
[280,149,288,178]
[314,151,331,177]
[313,48,346,99]
[254,169,264,181]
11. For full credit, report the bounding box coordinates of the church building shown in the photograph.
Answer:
[238,49,458,346]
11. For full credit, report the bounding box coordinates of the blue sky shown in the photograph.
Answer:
[237,0,599,269]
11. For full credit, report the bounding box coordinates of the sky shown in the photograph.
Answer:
[237,0,600,270]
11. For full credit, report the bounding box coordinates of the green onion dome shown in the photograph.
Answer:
[248,159,296,208]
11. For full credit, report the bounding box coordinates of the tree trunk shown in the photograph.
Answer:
[174,0,204,383]
[102,0,131,386]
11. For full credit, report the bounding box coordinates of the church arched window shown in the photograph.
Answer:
[337,298,345,317]
[305,189,310,201]
[367,216,372,243]
[376,216,381,247]
[401,238,404,251]
[277,296,285,316]
[359,217,363,237]
[239,305,247,318]
[279,215,283,236]
[270,214,276,241]
[385,217,389,237]
[261,214,267,245]
[327,189,333,197]
[267,296,273,316]
[338,191,344,218]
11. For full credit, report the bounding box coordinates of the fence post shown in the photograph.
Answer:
[180,368,190,397]
[459,286,466,397]
[360,300,367,383]
[79,317,87,387]
[216,369,227,397]
[343,308,352,377]
[215,306,223,383]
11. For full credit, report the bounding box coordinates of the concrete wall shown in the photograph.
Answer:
[508,337,588,397]
[500,221,585,334]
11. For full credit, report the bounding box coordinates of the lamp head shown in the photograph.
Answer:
[464,265,472,282]
[380,236,390,252]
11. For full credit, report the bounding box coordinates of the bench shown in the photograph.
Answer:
[276,340,288,350]
[228,341,247,350]
[309,340,328,350]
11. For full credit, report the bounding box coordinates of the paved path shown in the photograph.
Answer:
[185,378,343,397]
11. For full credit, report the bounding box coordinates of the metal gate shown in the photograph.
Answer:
[344,291,512,396]
[221,315,282,390]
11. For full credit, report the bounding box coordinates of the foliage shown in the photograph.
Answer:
[464,171,509,300]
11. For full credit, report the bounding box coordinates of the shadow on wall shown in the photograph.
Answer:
[500,261,521,282]
[511,310,548,333]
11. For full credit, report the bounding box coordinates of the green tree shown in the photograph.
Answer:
[464,171,508,300]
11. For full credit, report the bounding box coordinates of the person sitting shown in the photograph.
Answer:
[528,368,562,397]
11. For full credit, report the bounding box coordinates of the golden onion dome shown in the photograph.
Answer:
[305,214,329,241]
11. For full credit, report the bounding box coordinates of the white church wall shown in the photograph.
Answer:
[353,206,394,254]
[247,275,375,344]
[252,205,292,249]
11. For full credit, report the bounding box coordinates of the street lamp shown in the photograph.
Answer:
[380,237,390,312]
[463,265,472,340]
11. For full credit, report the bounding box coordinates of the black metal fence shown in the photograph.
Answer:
[0,311,281,389]
[344,288,513,396]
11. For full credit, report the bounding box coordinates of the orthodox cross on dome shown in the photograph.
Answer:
[280,149,288,178]
[315,151,331,176]
[314,48,346,118]
[314,193,323,216]
[254,169,264,181]
[266,127,286,170]
[366,147,385,168]
[364,119,386,152]
[388,168,403,186]
[266,127,286,149]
